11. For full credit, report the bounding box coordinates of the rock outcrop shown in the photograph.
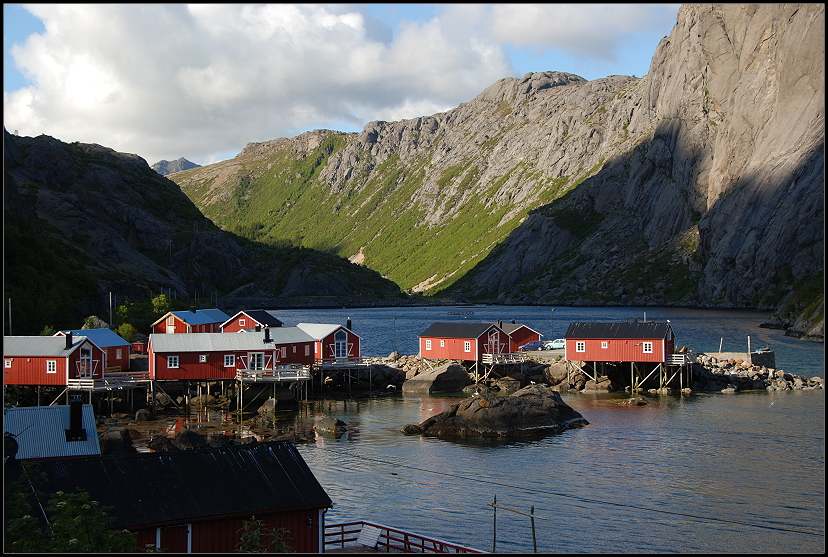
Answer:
[401,363,474,394]
[400,384,588,438]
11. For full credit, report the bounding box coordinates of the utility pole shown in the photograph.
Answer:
[7,298,11,335]
[109,292,113,327]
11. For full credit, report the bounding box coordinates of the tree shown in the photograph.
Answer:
[39,325,57,336]
[4,463,137,553]
[116,323,137,343]
[235,516,293,553]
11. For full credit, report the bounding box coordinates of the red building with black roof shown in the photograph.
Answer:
[418,322,509,362]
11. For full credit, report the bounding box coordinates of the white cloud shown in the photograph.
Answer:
[3,4,679,166]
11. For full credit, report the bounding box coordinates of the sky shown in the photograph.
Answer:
[4,3,680,166]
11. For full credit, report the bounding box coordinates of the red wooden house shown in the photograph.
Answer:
[55,328,131,371]
[148,328,315,381]
[4,333,107,386]
[563,322,676,363]
[220,309,284,333]
[8,441,333,553]
[151,308,230,334]
[418,322,509,361]
[296,323,361,364]
[499,321,543,353]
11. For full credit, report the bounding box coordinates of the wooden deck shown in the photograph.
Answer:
[325,521,486,554]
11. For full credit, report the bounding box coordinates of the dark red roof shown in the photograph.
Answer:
[564,322,673,339]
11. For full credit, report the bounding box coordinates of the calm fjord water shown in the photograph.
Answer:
[275,306,823,553]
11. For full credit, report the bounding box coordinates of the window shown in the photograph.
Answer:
[305,345,310,356]
[167,355,179,368]
[576,341,586,352]
[224,354,235,367]
[281,347,287,358]
[601,341,608,349]
[199,354,208,363]
[643,342,653,353]
[239,319,246,327]
[4,359,12,368]
[46,360,57,374]
[440,340,445,347]
[464,341,471,352]
[292,345,297,353]
[167,315,175,326]
[425,339,432,351]
[116,348,123,359]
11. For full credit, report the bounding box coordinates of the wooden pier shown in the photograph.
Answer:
[325,520,485,553]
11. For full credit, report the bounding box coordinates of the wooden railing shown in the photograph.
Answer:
[325,521,486,553]
[667,354,690,364]
[67,371,151,390]
[482,353,525,364]
[318,357,368,368]
[235,365,311,382]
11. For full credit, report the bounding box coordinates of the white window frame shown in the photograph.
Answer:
[167,355,179,368]
[601,341,608,349]
[5,359,12,368]
[292,345,297,353]
[440,340,445,347]
[116,348,123,359]
[224,354,235,367]
[425,339,432,351]
[642,342,653,353]
[199,354,208,363]
[576,341,586,352]
[305,345,310,356]
[239,319,246,327]
[46,360,57,374]
[464,341,471,352]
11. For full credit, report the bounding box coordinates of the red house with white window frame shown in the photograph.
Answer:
[148,328,315,381]
[418,322,509,362]
[150,308,230,334]
[499,322,543,352]
[4,334,107,386]
[220,310,284,333]
[55,328,131,371]
[296,323,360,364]
[563,322,676,363]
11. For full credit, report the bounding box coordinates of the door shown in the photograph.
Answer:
[79,346,93,377]
[334,330,348,359]
[248,352,264,370]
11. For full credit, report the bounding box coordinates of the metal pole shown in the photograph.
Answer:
[531,506,537,553]
[492,495,497,553]
[7,298,11,335]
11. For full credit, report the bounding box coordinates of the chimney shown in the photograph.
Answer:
[190,306,197,313]
[65,394,87,442]
[264,328,272,343]
[255,324,261,332]
[346,318,352,331]
[65,332,73,350]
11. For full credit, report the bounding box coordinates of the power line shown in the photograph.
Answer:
[304,445,824,538]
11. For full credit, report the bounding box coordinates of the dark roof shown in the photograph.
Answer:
[498,322,540,335]
[564,322,673,339]
[15,441,331,529]
[419,322,499,339]
[240,310,284,327]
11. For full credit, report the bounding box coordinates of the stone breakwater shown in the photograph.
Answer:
[353,352,824,395]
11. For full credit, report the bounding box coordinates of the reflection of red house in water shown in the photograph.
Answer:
[418,322,509,362]
[4,334,107,386]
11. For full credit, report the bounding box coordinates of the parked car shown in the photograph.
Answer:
[518,340,545,351]
[544,339,566,350]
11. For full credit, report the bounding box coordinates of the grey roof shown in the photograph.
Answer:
[419,322,500,339]
[57,328,131,348]
[223,309,284,328]
[3,335,92,357]
[498,322,541,336]
[564,322,673,339]
[149,328,314,353]
[10,441,332,529]
[297,323,358,340]
[4,404,101,459]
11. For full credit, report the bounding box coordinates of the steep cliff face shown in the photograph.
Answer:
[171,4,823,332]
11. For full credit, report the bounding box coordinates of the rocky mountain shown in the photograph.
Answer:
[169,4,823,339]
[151,157,201,176]
[3,130,401,335]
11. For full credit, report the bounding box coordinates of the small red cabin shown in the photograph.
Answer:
[564,322,676,363]
[221,309,284,333]
[418,322,509,361]
[151,308,230,334]
[148,328,315,381]
[4,334,107,386]
[296,323,360,364]
[499,322,543,352]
